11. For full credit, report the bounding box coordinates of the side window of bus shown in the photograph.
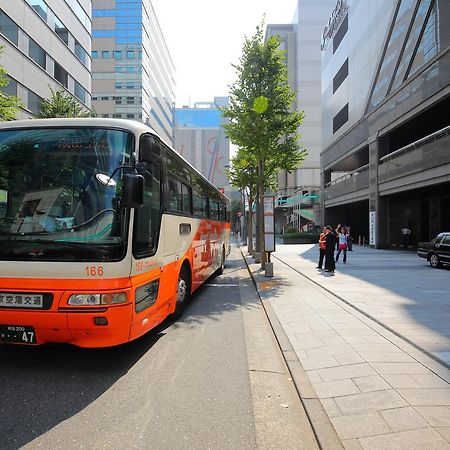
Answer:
[210,201,219,220]
[193,192,208,218]
[133,161,161,257]
[219,204,226,221]
[168,177,192,214]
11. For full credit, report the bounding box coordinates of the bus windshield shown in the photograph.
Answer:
[0,127,133,262]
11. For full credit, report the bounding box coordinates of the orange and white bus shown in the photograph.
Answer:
[0,118,230,347]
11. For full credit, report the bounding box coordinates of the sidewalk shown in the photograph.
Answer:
[242,244,450,450]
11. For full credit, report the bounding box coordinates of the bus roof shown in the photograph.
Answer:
[0,117,156,135]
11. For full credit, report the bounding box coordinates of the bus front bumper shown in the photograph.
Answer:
[0,304,133,348]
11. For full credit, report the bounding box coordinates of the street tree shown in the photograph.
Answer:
[0,46,23,121]
[223,23,306,265]
[38,86,96,118]
[227,149,258,254]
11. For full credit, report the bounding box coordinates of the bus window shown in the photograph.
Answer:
[181,183,192,214]
[210,201,219,220]
[193,191,208,218]
[219,203,226,221]
[133,161,161,257]
[168,178,182,212]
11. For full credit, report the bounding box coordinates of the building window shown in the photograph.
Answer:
[114,51,122,60]
[54,61,68,87]
[101,96,109,100]
[74,81,87,104]
[54,16,69,45]
[114,96,122,104]
[102,51,110,59]
[28,38,46,70]
[102,114,109,118]
[126,96,135,104]
[75,40,89,66]
[126,113,134,118]
[127,50,134,59]
[333,103,348,134]
[0,75,17,96]
[25,0,48,22]
[28,89,42,115]
[333,14,348,54]
[333,58,348,93]
[92,51,98,59]
[64,0,91,32]
[113,113,122,118]
[0,11,18,45]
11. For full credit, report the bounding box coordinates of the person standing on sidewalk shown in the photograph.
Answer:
[317,227,327,269]
[346,226,353,251]
[335,225,348,263]
[324,226,337,273]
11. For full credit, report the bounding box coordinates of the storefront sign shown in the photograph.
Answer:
[321,0,349,51]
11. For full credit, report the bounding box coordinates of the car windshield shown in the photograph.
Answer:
[0,127,133,261]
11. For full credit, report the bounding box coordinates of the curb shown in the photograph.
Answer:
[240,247,344,450]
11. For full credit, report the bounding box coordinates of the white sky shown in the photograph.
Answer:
[151,0,298,107]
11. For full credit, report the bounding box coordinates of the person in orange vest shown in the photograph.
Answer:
[316,226,327,269]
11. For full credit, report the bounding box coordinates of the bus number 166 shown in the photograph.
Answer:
[85,266,104,277]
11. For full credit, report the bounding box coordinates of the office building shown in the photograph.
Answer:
[321,0,450,247]
[0,0,91,118]
[91,0,175,144]
[265,0,335,231]
[174,97,230,194]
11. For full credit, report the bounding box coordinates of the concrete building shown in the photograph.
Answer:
[265,0,335,230]
[91,0,175,144]
[0,0,91,118]
[174,97,230,195]
[321,0,450,248]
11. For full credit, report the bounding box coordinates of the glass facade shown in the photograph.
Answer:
[391,0,433,91]
[407,0,440,76]
[368,0,416,110]
[92,0,175,143]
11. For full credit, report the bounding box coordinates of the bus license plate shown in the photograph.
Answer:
[0,325,37,344]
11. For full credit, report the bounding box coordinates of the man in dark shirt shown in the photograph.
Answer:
[324,226,337,273]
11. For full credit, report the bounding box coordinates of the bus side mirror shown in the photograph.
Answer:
[122,173,144,208]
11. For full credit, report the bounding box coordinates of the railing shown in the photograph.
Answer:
[324,164,370,199]
[325,164,369,188]
[378,125,450,183]
[379,125,450,164]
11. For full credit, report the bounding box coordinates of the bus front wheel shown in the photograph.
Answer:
[172,266,190,319]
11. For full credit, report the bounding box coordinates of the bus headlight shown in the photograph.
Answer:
[68,293,127,306]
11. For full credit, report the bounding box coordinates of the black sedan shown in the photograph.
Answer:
[417,232,450,269]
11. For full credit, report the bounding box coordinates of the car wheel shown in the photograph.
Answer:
[172,267,190,319]
[429,253,442,269]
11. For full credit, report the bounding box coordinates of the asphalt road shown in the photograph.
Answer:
[0,248,317,450]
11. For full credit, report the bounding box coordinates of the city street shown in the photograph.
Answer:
[0,248,317,450]
[245,243,450,449]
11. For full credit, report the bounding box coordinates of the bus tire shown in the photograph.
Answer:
[217,246,225,275]
[172,266,191,320]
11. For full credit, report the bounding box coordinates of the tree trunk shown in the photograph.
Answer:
[247,196,254,255]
